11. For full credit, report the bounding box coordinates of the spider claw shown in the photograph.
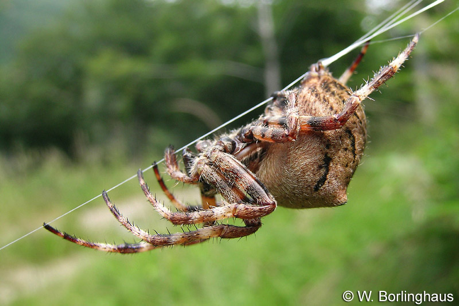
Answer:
[102,190,110,203]
[43,223,60,236]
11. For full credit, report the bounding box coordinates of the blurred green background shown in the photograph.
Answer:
[0,0,458,305]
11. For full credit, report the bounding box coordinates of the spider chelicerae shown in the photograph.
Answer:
[44,35,418,253]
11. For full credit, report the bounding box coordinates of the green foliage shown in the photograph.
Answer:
[0,0,366,155]
[1,146,458,305]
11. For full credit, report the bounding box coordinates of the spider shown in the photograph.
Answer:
[44,35,418,253]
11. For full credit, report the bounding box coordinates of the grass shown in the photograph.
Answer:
[0,133,458,305]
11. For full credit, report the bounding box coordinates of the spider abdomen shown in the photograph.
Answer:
[256,74,367,209]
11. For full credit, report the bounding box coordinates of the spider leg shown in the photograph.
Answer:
[138,167,275,225]
[152,162,194,212]
[182,148,218,210]
[244,35,417,142]
[43,223,160,253]
[204,147,275,207]
[164,145,258,213]
[300,34,417,132]
[156,147,219,211]
[164,146,199,184]
[151,159,222,223]
[240,91,299,143]
[338,40,370,84]
[43,184,262,254]
[103,191,261,244]
[160,145,252,227]
[153,161,219,230]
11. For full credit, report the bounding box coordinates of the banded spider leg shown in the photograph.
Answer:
[241,35,418,143]
[44,144,277,253]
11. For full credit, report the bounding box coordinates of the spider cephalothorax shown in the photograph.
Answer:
[44,35,418,253]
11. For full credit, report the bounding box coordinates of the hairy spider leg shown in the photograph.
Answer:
[140,168,262,236]
[163,146,218,217]
[181,148,218,211]
[43,190,259,253]
[253,40,369,132]
[240,91,299,143]
[44,144,276,253]
[162,146,231,212]
[244,35,417,142]
[149,142,277,234]
[300,34,417,132]
[154,159,222,228]
[43,222,161,253]
[338,40,370,84]
[164,146,198,184]
[152,162,192,212]
[140,155,276,225]
[153,147,217,215]
[164,144,276,209]
[101,191,206,247]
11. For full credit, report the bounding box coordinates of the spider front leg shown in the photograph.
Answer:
[101,191,260,246]
[164,146,219,212]
[44,189,260,253]
[138,141,276,230]
[162,146,219,212]
[43,222,161,253]
[164,146,199,184]
[139,163,275,226]
[44,154,273,254]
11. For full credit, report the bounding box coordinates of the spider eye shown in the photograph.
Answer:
[196,140,211,152]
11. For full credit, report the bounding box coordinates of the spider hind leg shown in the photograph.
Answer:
[339,40,370,84]
[300,35,418,132]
